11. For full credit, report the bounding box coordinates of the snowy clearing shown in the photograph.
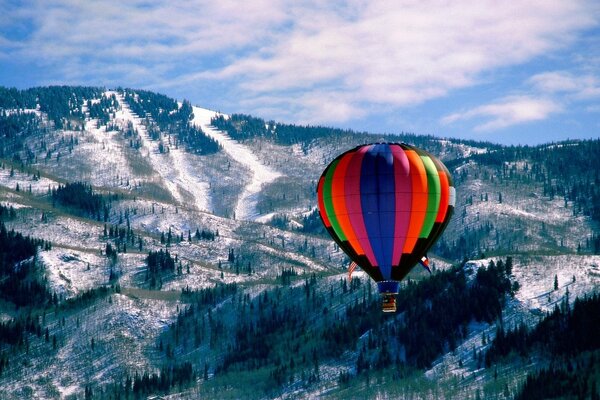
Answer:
[191,106,282,221]
[113,93,211,212]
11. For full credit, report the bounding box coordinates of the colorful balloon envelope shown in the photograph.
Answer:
[317,143,455,311]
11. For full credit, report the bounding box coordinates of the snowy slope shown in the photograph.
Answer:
[114,93,211,212]
[191,107,282,221]
[424,255,600,398]
[2,86,599,400]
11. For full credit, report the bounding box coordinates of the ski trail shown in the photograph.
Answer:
[113,92,211,212]
[80,91,130,186]
[191,106,282,221]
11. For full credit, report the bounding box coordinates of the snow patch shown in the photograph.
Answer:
[113,93,211,212]
[191,106,282,221]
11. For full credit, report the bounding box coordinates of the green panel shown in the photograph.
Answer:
[322,159,348,242]
[419,155,441,238]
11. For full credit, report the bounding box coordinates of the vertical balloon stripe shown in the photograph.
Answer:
[317,176,332,228]
[360,144,396,279]
[322,159,348,241]
[345,147,378,266]
[359,145,384,272]
[418,155,441,238]
[402,149,428,254]
[376,145,397,278]
[331,152,365,256]
[390,145,412,266]
[436,171,450,223]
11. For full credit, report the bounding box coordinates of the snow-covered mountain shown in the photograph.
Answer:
[0,86,598,399]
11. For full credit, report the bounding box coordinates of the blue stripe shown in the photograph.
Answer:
[360,144,395,279]
[377,281,400,294]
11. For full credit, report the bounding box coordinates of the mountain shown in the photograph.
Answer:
[0,86,598,399]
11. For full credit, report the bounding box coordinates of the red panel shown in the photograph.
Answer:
[436,171,450,223]
[332,152,365,256]
[317,176,331,228]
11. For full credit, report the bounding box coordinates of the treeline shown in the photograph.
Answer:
[0,313,43,378]
[486,293,600,365]
[456,139,600,227]
[0,221,52,307]
[177,100,220,154]
[346,258,516,371]
[484,293,600,400]
[120,89,220,155]
[84,362,195,399]
[180,283,238,306]
[0,204,16,220]
[0,313,42,347]
[434,221,497,269]
[298,209,328,236]
[212,113,365,148]
[194,227,216,241]
[278,267,298,285]
[104,223,143,255]
[210,113,496,158]
[0,112,42,157]
[51,182,114,220]
[0,220,53,379]
[159,259,515,393]
[145,249,183,288]
[130,363,194,398]
[86,93,119,126]
[0,85,103,129]
[219,258,514,384]
[515,354,600,400]
[59,286,113,311]
[268,210,327,237]
[435,139,600,259]
[0,86,108,163]
[160,283,238,369]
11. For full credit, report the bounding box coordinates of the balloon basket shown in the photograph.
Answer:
[381,293,397,313]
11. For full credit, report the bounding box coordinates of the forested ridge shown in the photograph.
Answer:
[120,89,220,155]
[466,140,600,225]
[485,293,600,399]
[50,181,115,220]
[0,86,598,399]
[0,216,52,378]
[0,220,51,307]
[142,259,516,395]
[434,139,600,260]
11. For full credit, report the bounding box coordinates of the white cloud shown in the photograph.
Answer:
[1,0,599,125]
[585,104,600,112]
[4,0,290,64]
[197,0,597,113]
[528,71,600,99]
[441,96,562,131]
[441,68,600,132]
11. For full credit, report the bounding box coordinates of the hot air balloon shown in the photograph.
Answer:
[316,143,455,312]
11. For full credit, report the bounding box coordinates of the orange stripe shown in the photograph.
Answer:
[402,150,428,253]
[436,171,450,223]
[331,153,365,255]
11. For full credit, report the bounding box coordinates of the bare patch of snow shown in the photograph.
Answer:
[113,93,211,212]
[191,107,282,221]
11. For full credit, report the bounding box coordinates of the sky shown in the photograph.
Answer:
[1,0,599,145]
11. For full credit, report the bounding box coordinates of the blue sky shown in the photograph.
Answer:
[1,0,599,145]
